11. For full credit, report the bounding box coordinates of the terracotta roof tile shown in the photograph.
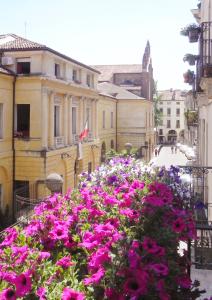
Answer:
[0,34,45,50]
[92,64,142,81]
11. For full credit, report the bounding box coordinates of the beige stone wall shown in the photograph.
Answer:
[0,73,13,212]
[98,95,117,155]
[117,99,155,160]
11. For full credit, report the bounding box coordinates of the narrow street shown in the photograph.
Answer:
[152,145,188,167]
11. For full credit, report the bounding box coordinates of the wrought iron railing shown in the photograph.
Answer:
[179,166,212,269]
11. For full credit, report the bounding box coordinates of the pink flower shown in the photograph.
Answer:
[13,271,31,297]
[142,237,161,254]
[88,247,110,271]
[56,256,74,269]
[151,263,169,276]
[0,228,18,247]
[84,267,105,285]
[61,287,85,300]
[36,287,46,300]
[123,269,148,297]
[0,288,16,300]
[177,275,191,288]
[172,218,186,233]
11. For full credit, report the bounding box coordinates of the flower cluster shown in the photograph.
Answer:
[0,158,204,299]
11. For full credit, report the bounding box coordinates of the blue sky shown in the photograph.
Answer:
[0,0,198,90]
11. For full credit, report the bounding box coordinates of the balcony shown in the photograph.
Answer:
[54,136,64,148]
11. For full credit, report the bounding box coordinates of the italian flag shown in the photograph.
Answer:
[79,120,89,141]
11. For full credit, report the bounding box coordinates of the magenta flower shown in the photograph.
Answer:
[61,287,85,300]
[177,275,191,288]
[0,228,18,247]
[0,288,16,300]
[151,263,169,276]
[123,270,148,297]
[56,256,74,269]
[84,267,105,285]
[36,287,46,300]
[142,237,161,254]
[172,218,186,233]
[13,271,32,297]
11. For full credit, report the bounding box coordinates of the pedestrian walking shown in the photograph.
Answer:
[171,146,174,154]
[154,149,158,156]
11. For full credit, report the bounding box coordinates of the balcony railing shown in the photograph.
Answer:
[179,166,212,269]
[72,134,79,145]
[54,136,64,148]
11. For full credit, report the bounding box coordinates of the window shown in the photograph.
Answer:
[159,108,163,114]
[111,112,114,128]
[176,108,180,116]
[176,120,180,128]
[167,120,171,128]
[16,104,30,138]
[103,111,105,129]
[88,162,92,174]
[0,103,3,139]
[86,107,91,130]
[54,106,60,137]
[167,108,171,116]
[73,69,77,81]
[176,102,180,105]
[72,107,77,134]
[17,58,30,74]
[111,140,114,149]
[160,101,163,105]
[86,74,91,87]
[159,129,163,135]
[55,64,60,78]
[167,102,171,105]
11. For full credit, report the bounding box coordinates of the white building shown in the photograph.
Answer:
[157,89,186,144]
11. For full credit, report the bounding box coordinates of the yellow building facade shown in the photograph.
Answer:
[0,34,155,222]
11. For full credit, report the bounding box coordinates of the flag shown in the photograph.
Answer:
[79,120,89,141]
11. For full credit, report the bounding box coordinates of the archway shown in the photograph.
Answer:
[101,142,106,163]
[179,130,185,142]
[167,130,177,144]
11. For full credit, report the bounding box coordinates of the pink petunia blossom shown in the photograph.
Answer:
[61,287,85,300]
[56,256,74,269]
[84,267,105,285]
[36,287,46,300]
[0,288,17,300]
[13,271,32,297]
[0,228,18,247]
[150,263,169,276]
[172,218,186,233]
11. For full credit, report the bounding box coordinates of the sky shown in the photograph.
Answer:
[0,0,199,90]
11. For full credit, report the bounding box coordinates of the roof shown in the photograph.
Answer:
[158,89,187,101]
[0,34,100,74]
[98,82,144,100]
[92,64,142,81]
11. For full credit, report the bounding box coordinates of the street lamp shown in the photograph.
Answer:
[46,173,63,194]
[125,143,133,155]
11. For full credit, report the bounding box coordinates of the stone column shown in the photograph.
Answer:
[79,97,84,132]
[63,94,68,146]
[41,88,49,150]
[92,99,96,138]
[49,92,55,149]
[95,99,99,139]
[68,96,73,145]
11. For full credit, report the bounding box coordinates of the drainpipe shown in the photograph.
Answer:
[12,75,16,223]
[116,99,118,151]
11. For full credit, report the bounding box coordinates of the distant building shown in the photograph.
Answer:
[157,89,186,144]
[93,41,154,100]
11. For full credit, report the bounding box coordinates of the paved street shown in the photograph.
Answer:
[151,145,188,167]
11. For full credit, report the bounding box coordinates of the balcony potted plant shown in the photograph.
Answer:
[183,70,195,85]
[184,110,198,127]
[183,53,199,66]
[180,23,201,43]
